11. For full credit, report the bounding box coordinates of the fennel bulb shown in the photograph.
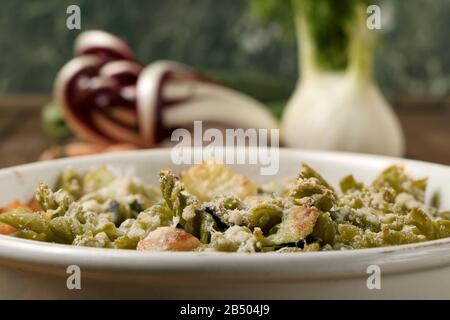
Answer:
[281,1,405,156]
[282,71,405,156]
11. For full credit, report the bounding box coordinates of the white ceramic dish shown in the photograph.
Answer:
[1,148,450,299]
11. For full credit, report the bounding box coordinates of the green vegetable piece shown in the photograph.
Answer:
[249,0,295,36]
[249,0,374,71]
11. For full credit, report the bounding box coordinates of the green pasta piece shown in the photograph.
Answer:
[160,170,178,211]
[337,224,362,243]
[435,220,450,238]
[300,163,335,192]
[372,165,427,201]
[334,206,381,232]
[159,169,199,228]
[49,216,83,244]
[265,206,319,245]
[408,208,435,239]
[113,235,140,249]
[311,211,337,245]
[95,221,122,242]
[0,210,55,240]
[200,196,243,228]
[35,182,72,218]
[58,167,83,199]
[381,228,426,245]
[339,175,363,194]
[82,166,115,194]
[246,202,283,233]
[201,196,284,234]
[73,231,112,248]
[289,177,335,212]
[198,212,217,244]
[15,230,48,242]
[210,226,264,252]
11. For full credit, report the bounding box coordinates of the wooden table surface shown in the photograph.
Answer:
[1,94,450,169]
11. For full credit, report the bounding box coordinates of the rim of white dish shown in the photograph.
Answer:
[1,148,450,280]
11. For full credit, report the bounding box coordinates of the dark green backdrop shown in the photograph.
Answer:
[1,0,449,102]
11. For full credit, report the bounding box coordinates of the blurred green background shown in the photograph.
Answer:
[0,0,449,105]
